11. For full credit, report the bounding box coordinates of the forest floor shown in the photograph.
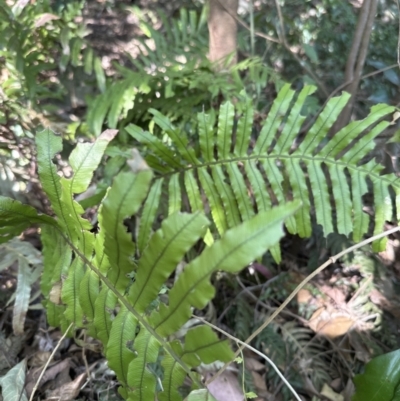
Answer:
[1,1,400,401]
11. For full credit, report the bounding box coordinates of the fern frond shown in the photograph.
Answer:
[129,85,398,260]
[0,130,299,400]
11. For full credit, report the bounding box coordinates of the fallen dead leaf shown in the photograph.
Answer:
[308,306,356,338]
[206,371,245,401]
[251,371,267,391]
[45,371,87,401]
[321,383,344,401]
[25,359,70,397]
[297,288,313,304]
[321,285,346,305]
[244,357,264,372]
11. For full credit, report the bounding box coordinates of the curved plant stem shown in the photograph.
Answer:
[193,315,303,401]
[209,225,400,386]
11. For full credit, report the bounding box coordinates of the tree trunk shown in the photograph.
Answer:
[333,0,378,133]
[208,0,239,70]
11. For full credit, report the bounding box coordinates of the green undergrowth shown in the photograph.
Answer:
[1,84,400,399]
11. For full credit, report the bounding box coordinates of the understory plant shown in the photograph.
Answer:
[1,83,400,400]
[0,128,298,400]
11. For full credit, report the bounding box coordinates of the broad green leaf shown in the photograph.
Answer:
[62,256,85,325]
[94,287,117,344]
[351,171,369,242]
[0,359,28,401]
[87,91,112,137]
[159,348,187,401]
[342,121,390,164]
[83,47,93,75]
[329,164,352,235]
[226,163,254,222]
[184,170,203,213]
[283,159,311,237]
[261,159,296,234]
[372,176,392,252]
[352,350,400,401]
[319,104,395,159]
[79,267,100,333]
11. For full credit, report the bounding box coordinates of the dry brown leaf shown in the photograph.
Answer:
[244,358,264,372]
[206,371,245,401]
[251,371,267,391]
[321,285,346,305]
[308,307,356,338]
[321,383,344,401]
[45,371,87,401]
[297,288,312,304]
[25,359,70,397]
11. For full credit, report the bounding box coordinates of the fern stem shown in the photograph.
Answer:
[58,232,204,389]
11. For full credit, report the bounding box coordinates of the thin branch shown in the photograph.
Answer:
[209,225,400,385]
[193,315,303,401]
[29,323,73,401]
